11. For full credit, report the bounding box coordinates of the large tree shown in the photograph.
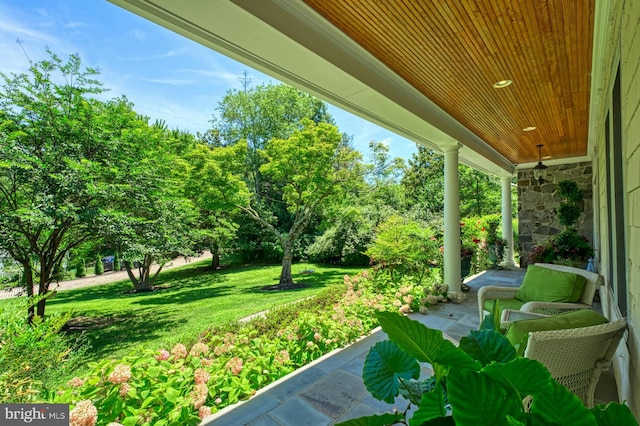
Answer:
[0,51,141,319]
[402,146,503,219]
[212,82,333,197]
[101,126,199,291]
[240,119,362,288]
[183,141,249,269]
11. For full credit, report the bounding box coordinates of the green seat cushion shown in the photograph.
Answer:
[484,298,525,313]
[505,309,608,347]
[515,264,587,303]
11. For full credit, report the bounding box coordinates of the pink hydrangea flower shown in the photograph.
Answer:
[190,383,208,409]
[225,357,243,375]
[171,343,187,359]
[119,383,130,397]
[67,376,85,388]
[215,397,223,405]
[155,349,170,361]
[107,364,131,384]
[275,350,290,364]
[313,332,321,341]
[198,406,212,419]
[189,342,210,357]
[194,368,210,385]
[69,400,97,426]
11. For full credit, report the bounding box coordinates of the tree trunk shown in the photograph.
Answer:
[124,261,140,288]
[209,242,220,270]
[36,261,53,318]
[135,255,154,291]
[23,262,35,324]
[210,252,220,270]
[279,240,295,288]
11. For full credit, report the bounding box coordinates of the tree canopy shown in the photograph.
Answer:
[0,50,147,318]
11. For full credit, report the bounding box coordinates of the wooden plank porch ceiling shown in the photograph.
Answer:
[303,0,595,166]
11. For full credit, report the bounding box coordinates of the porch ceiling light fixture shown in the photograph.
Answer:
[492,79,512,88]
[532,144,548,185]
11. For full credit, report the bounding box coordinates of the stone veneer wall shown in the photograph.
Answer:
[517,161,593,266]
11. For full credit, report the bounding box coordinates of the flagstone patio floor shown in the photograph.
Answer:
[202,268,618,426]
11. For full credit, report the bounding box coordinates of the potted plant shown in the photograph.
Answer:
[484,215,507,269]
[527,180,594,268]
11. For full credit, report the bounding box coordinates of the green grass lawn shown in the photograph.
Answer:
[42,260,364,363]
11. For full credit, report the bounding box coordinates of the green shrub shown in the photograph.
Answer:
[0,297,87,403]
[94,254,104,276]
[113,251,121,271]
[365,215,439,283]
[76,259,86,278]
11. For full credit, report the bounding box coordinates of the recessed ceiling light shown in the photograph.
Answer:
[523,126,537,132]
[492,79,513,88]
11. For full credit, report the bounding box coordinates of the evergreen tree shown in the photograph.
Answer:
[76,259,86,278]
[94,254,104,275]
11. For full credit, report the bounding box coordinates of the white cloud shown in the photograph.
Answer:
[177,68,240,87]
[142,78,195,86]
[64,21,86,29]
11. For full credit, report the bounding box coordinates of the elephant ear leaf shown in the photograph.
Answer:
[591,402,639,426]
[376,311,479,371]
[336,412,405,426]
[447,367,523,426]
[529,379,596,425]
[363,340,420,403]
[459,329,516,366]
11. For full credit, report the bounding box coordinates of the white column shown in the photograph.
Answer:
[501,176,515,267]
[443,144,465,302]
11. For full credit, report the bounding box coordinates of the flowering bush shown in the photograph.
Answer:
[527,229,594,264]
[56,272,397,424]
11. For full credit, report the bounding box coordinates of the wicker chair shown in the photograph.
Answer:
[478,263,603,323]
[524,317,627,407]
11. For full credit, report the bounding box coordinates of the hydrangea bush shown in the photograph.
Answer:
[57,272,414,425]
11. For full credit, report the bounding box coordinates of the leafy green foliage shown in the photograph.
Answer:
[94,254,104,276]
[556,179,584,228]
[0,297,87,403]
[340,312,638,426]
[364,340,420,403]
[401,147,508,220]
[113,251,121,271]
[241,119,364,287]
[527,228,595,264]
[76,259,86,278]
[365,215,440,283]
[0,49,168,318]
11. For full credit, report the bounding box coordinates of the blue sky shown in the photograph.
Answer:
[0,0,418,161]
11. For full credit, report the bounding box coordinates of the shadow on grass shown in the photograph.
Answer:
[47,265,226,306]
[64,308,182,362]
[132,284,234,306]
[240,269,348,294]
